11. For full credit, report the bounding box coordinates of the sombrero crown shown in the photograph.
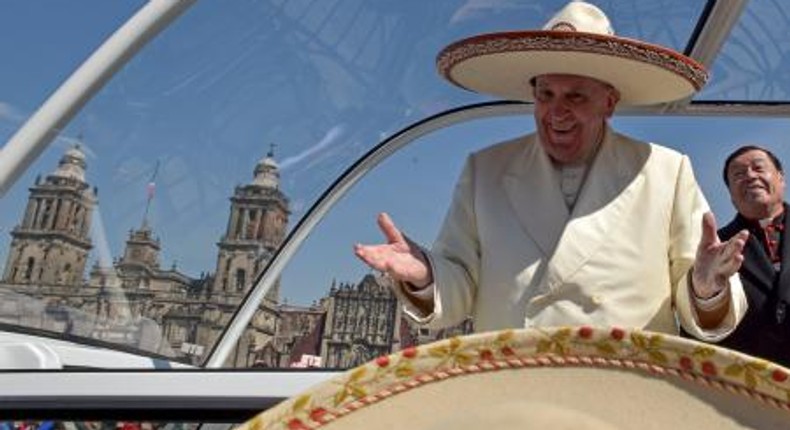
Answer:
[437,0,708,106]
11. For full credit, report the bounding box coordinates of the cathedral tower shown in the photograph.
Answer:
[3,145,96,286]
[118,225,161,271]
[213,149,289,301]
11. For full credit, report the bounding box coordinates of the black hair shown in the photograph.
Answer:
[722,145,784,187]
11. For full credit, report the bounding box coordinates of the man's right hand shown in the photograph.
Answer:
[353,212,433,288]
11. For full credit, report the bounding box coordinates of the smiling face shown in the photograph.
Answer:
[726,149,786,220]
[533,74,620,165]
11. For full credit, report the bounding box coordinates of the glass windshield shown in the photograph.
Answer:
[1,0,789,369]
[697,0,790,101]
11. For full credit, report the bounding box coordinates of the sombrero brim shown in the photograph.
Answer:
[241,327,790,429]
[437,31,708,106]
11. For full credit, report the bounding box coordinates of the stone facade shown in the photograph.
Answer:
[0,145,471,368]
[320,275,404,368]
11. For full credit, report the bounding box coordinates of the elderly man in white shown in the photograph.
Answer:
[355,1,749,340]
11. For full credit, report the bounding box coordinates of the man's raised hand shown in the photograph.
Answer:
[692,211,749,299]
[353,213,433,288]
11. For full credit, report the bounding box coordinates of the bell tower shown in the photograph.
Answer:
[3,145,96,286]
[213,148,289,301]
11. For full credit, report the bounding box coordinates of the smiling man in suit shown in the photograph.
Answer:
[718,146,790,365]
[354,1,749,341]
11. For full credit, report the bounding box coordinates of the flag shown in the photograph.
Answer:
[146,181,155,199]
[146,160,160,200]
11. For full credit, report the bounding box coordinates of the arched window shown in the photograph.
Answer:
[40,201,51,229]
[236,268,246,291]
[24,257,35,281]
[222,259,230,290]
[61,263,72,284]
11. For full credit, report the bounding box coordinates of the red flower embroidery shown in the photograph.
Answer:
[678,356,694,371]
[287,418,309,430]
[375,356,390,367]
[402,346,417,359]
[479,349,494,361]
[577,326,594,339]
[610,328,625,341]
[701,361,717,376]
[310,407,328,422]
[772,369,788,382]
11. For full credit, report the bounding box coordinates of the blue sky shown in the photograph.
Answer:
[0,1,788,307]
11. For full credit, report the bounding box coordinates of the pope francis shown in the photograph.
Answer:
[354,1,750,341]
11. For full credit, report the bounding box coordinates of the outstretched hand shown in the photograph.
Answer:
[354,213,433,288]
[692,212,749,299]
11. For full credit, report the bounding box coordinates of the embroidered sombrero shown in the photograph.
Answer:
[436,1,708,106]
[240,327,790,429]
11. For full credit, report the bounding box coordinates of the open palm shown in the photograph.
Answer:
[692,212,748,298]
[354,213,432,288]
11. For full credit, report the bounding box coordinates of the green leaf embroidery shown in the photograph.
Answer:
[428,346,449,358]
[745,372,757,390]
[648,335,664,349]
[724,363,744,377]
[395,365,414,378]
[536,340,552,354]
[552,328,572,342]
[349,367,367,382]
[292,395,311,413]
[497,331,515,343]
[692,346,716,358]
[631,333,647,348]
[594,341,616,356]
[745,361,768,372]
[648,350,668,364]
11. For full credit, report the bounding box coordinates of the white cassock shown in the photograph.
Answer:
[395,127,746,341]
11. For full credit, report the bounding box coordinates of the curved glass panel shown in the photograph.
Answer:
[271,113,790,370]
[0,0,767,369]
[697,0,790,101]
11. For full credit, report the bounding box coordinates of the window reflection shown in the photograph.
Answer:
[1,0,784,371]
[261,117,529,370]
[699,0,790,101]
[0,147,289,366]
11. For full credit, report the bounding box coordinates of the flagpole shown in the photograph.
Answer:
[142,160,160,228]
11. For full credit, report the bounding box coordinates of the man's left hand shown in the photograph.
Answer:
[692,212,749,298]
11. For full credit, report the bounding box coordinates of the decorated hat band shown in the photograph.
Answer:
[241,327,790,429]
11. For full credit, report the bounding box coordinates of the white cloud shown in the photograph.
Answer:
[0,101,25,123]
[279,124,345,171]
[450,0,530,24]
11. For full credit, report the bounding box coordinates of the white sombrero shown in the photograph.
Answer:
[437,1,708,106]
[241,327,790,429]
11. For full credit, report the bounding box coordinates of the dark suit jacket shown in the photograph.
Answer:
[717,203,790,367]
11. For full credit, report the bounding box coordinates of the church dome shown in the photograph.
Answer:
[259,154,279,169]
[253,149,280,188]
[52,145,87,182]
[64,146,86,161]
